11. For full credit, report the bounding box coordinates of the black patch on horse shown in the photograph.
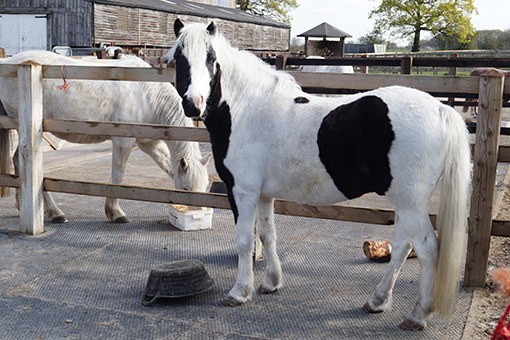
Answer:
[317,96,394,199]
[203,63,239,222]
[294,97,309,104]
[173,46,191,99]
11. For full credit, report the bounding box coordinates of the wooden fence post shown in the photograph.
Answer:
[447,53,458,107]
[401,56,413,74]
[275,55,287,70]
[360,54,368,74]
[464,70,505,286]
[17,61,45,235]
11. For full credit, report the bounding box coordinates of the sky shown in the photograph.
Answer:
[289,0,510,45]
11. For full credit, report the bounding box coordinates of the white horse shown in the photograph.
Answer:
[0,50,210,223]
[167,20,471,331]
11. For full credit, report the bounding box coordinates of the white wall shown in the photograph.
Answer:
[0,14,47,56]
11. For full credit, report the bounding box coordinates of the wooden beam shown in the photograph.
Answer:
[288,72,481,96]
[42,132,66,150]
[0,64,19,78]
[42,65,176,83]
[0,116,18,129]
[17,62,45,236]
[43,118,211,142]
[3,173,510,237]
[465,70,505,287]
[9,116,510,162]
[41,177,396,224]
[0,174,20,188]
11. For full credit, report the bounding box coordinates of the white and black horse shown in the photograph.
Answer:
[0,51,210,223]
[167,20,471,330]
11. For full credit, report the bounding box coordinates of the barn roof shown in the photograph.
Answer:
[297,22,352,38]
[88,0,290,29]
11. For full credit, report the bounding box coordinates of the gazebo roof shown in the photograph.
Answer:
[297,22,352,38]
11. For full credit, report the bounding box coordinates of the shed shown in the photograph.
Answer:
[0,0,290,56]
[297,22,352,57]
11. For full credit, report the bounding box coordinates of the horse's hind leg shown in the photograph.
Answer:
[363,213,413,313]
[105,137,136,223]
[257,196,282,294]
[364,208,438,331]
[12,146,67,223]
[43,192,67,223]
[398,210,438,330]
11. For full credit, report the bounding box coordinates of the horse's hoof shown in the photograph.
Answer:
[362,302,383,314]
[258,285,278,294]
[399,318,425,331]
[52,215,68,224]
[222,296,243,307]
[113,216,130,223]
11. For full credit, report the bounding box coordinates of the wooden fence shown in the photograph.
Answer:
[0,61,509,288]
[266,54,510,74]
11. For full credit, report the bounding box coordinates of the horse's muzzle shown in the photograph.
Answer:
[182,95,202,119]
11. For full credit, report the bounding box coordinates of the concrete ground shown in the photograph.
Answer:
[0,134,507,339]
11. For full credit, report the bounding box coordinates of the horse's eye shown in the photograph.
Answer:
[207,52,216,64]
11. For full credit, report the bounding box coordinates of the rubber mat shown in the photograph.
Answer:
[0,192,472,340]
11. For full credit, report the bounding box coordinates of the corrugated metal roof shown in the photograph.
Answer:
[88,0,290,28]
[297,22,352,38]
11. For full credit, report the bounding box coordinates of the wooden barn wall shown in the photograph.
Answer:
[93,4,289,51]
[0,0,92,48]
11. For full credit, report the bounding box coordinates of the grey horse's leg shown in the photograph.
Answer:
[13,146,67,223]
[105,137,136,223]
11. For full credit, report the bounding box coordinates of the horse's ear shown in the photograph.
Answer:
[174,18,184,37]
[206,21,217,36]
[201,153,212,166]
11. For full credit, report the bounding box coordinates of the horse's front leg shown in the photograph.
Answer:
[13,146,66,223]
[105,137,135,223]
[223,190,259,307]
[257,196,282,294]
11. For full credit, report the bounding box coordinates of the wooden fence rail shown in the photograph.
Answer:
[0,61,508,287]
[265,55,510,72]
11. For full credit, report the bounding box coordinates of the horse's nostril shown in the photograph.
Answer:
[182,96,201,118]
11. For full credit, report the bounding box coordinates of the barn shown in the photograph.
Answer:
[0,0,290,56]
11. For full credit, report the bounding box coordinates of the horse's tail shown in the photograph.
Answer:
[0,101,13,198]
[433,104,471,316]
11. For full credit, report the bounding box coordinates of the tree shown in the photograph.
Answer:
[431,32,477,50]
[358,28,386,45]
[475,30,510,50]
[237,0,298,25]
[369,0,477,52]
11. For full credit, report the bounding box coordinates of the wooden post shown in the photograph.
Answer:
[17,61,45,235]
[96,50,106,59]
[447,53,458,107]
[275,55,287,70]
[464,70,505,286]
[401,56,413,75]
[360,54,368,74]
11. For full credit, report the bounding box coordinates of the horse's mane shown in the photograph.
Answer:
[212,32,301,94]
